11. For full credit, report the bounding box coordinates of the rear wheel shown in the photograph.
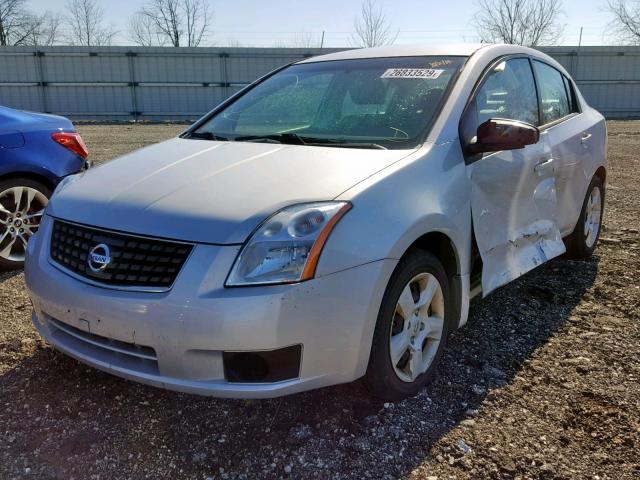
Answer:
[0,178,51,270]
[365,250,452,401]
[565,176,604,259]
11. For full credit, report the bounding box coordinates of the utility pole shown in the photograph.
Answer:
[575,26,584,80]
[578,26,583,48]
[320,31,325,48]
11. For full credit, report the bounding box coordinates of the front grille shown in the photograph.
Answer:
[50,220,193,289]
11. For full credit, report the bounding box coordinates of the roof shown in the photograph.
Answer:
[297,44,489,63]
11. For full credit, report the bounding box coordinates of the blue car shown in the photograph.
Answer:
[0,106,90,270]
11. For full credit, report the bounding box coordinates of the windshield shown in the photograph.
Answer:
[188,56,466,150]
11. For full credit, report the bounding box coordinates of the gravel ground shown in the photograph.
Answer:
[0,122,638,480]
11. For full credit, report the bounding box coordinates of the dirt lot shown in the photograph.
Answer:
[1,122,638,480]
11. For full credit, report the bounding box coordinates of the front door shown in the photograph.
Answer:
[463,57,566,295]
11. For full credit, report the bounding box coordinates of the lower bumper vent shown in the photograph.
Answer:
[46,315,159,375]
[223,345,302,383]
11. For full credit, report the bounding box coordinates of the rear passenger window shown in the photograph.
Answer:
[472,58,539,127]
[532,60,571,124]
[563,75,580,114]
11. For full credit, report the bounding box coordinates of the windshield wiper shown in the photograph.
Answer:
[303,138,388,150]
[235,134,387,150]
[185,131,229,141]
[234,133,307,145]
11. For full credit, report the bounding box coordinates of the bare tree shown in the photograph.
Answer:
[65,0,117,46]
[473,0,564,46]
[291,32,322,48]
[21,12,62,46]
[133,0,212,47]
[0,2,59,46]
[183,0,210,47]
[224,39,247,48]
[350,0,397,48]
[606,0,640,44]
[128,11,166,46]
[0,0,33,45]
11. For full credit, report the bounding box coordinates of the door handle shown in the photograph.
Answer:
[534,158,555,175]
[581,133,592,144]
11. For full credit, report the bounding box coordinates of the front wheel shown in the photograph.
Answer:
[365,250,452,401]
[0,178,51,271]
[564,176,604,259]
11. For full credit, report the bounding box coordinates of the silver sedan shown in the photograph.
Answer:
[25,44,606,400]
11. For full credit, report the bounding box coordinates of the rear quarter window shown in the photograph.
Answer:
[562,75,580,114]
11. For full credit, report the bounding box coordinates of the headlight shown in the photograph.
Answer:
[226,201,352,286]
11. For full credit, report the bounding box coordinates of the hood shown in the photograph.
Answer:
[48,138,413,244]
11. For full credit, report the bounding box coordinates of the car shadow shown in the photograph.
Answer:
[0,268,23,283]
[0,255,599,479]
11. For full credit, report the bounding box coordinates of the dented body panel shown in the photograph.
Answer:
[469,130,566,295]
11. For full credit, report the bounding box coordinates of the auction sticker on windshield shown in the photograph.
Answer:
[381,68,444,79]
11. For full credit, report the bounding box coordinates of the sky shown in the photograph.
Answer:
[29,0,609,47]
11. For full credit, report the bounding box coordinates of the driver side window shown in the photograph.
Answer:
[473,58,539,127]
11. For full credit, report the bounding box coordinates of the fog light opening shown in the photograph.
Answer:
[223,344,302,383]
[227,353,269,382]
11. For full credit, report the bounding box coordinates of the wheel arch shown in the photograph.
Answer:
[0,171,56,192]
[400,230,465,331]
[407,231,460,278]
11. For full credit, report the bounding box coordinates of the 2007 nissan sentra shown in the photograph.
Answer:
[24,44,606,400]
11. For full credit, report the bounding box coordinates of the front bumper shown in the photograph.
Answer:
[25,216,396,398]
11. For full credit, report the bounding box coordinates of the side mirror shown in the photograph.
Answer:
[466,118,539,155]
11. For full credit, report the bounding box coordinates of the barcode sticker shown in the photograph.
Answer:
[381,68,444,79]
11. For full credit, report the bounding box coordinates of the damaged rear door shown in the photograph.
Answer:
[462,56,566,295]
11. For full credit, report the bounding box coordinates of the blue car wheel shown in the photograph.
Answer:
[0,177,51,270]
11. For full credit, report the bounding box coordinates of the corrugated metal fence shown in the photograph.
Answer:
[0,46,342,121]
[0,45,638,120]
[543,46,640,119]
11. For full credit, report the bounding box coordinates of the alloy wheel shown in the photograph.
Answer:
[389,272,445,383]
[584,186,602,249]
[0,186,48,262]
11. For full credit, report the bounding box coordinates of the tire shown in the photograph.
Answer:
[564,175,604,259]
[0,177,52,271]
[364,249,453,401]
